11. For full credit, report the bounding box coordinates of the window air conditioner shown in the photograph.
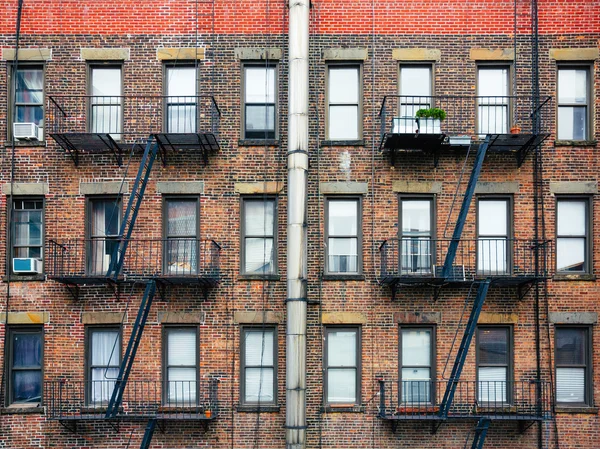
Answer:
[13,122,42,141]
[13,258,43,274]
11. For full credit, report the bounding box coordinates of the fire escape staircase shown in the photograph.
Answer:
[140,418,158,449]
[470,418,491,449]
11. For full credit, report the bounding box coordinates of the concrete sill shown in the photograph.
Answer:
[320,139,365,147]
[3,274,46,282]
[323,404,365,413]
[238,274,281,282]
[1,404,44,414]
[238,139,279,147]
[322,274,365,281]
[554,140,597,147]
[553,274,596,282]
[237,405,280,413]
[3,140,47,148]
[555,406,598,414]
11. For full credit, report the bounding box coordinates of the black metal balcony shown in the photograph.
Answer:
[379,95,551,166]
[47,238,221,287]
[45,379,219,422]
[379,238,552,291]
[47,95,220,166]
[377,379,551,422]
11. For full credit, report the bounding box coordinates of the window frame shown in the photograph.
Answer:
[85,196,123,275]
[241,62,278,141]
[555,196,592,274]
[9,196,45,276]
[476,196,513,275]
[5,325,44,406]
[325,63,363,141]
[87,62,124,136]
[556,64,592,142]
[324,196,363,277]
[323,325,361,406]
[398,325,436,405]
[398,194,436,275]
[162,325,200,406]
[163,63,199,133]
[554,325,593,406]
[8,63,45,141]
[398,63,434,118]
[240,196,278,278]
[85,325,122,406]
[239,326,278,407]
[162,196,201,275]
[476,64,512,134]
[475,325,513,405]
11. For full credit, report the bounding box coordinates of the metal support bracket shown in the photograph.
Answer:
[518,420,536,434]
[432,420,444,434]
[65,284,80,301]
[58,420,77,433]
[517,282,534,300]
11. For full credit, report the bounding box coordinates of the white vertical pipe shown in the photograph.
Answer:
[286,1,309,449]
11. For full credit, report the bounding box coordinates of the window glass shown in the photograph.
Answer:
[556,199,588,272]
[243,329,276,404]
[14,67,44,128]
[401,328,432,404]
[477,327,510,403]
[12,199,43,263]
[242,199,276,275]
[327,199,359,274]
[328,66,359,140]
[88,198,121,275]
[399,66,432,120]
[478,199,509,274]
[166,66,197,133]
[165,328,197,405]
[244,65,276,139]
[9,328,43,404]
[165,199,198,275]
[90,66,122,136]
[477,67,509,134]
[557,68,588,141]
[326,328,359,404]
[400,198,432,274]
[89,329,120,404]
[556,327,589,404]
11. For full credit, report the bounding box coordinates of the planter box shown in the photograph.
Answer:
[416,117,441,134]
[392,117,418,134]
[448,135,471,146]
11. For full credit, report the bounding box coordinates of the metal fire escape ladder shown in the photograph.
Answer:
[470,418,491,449]
[105,280,157,418]
[107,136,160,281]
[439,279,491,418]
[441,136,491,279]
[140,418,157,449]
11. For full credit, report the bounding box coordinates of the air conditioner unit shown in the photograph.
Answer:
[13,258,43,274]
[13,122,43,141]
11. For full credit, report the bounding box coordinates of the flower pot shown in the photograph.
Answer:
[417,117,441,134]
[205,409,212,419]
[392,117,418,134]
[510,126,522,134]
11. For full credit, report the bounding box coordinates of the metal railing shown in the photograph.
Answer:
[379,238,552,281]
[47,238,221,281]
[379,95,551,140]
[45,379,219,421]
[377,379,551,420]
[47,95,220,140]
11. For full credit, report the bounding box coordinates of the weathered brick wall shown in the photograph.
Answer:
[0,1,598,448]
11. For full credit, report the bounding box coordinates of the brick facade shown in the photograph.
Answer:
[0,1,598,448]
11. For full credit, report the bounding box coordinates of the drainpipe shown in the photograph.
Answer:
[286,1,309,449]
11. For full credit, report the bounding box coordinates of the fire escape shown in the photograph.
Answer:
[43,94,222,448]
[377,94,553,447]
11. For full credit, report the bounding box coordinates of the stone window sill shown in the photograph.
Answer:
[554,140,597,147]
[4,140,47,148]
[3,274,46,282]
[237,405,280,413]
[553,274,596,282]
[320,139,365,147]
[238,139,279,147]
[322,404,365,413]
[1,403,44,414]
[322,274,365,281]
[555,405,598,414]
[238,274,281,282]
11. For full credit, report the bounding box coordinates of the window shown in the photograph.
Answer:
[89,65,122,136]
[165,66,197,133]
[163,327,198,405]
[555,327,591,405]
[477,66,510,134]
[6,326,43,405]
[86,327,121,405]
[87,197,121,275]
[399,197,433,274]
[556,198,590,273]
[396,65,432,133]
[399,327,434,404]
[557,67,590,141]
[476,326,511,404]
[325,197,361,275]
[243,64,276,139]
[324,327,360,405]
[327,65,361,140]
[10,65,44,139]
[240,327,277,406]
[477,198,510,275]
[10,198,44,274]
[164,197,199,275]
[241,197,276,276]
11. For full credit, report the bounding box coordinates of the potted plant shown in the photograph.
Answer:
[415,107,446,134]
[510,125,522,134]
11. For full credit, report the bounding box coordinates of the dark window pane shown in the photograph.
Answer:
[13,333,42,367]
[556,328,586,365]
[13,370,42,403]
[478,328,508,365]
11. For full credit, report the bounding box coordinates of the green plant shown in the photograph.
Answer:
[415,107,446,121]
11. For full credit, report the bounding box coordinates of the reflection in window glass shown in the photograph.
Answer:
[556,199,587,272]
[327,199,359,274]
[328,66,360,140]
[244,66,276,139]
[557,68,588,141]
